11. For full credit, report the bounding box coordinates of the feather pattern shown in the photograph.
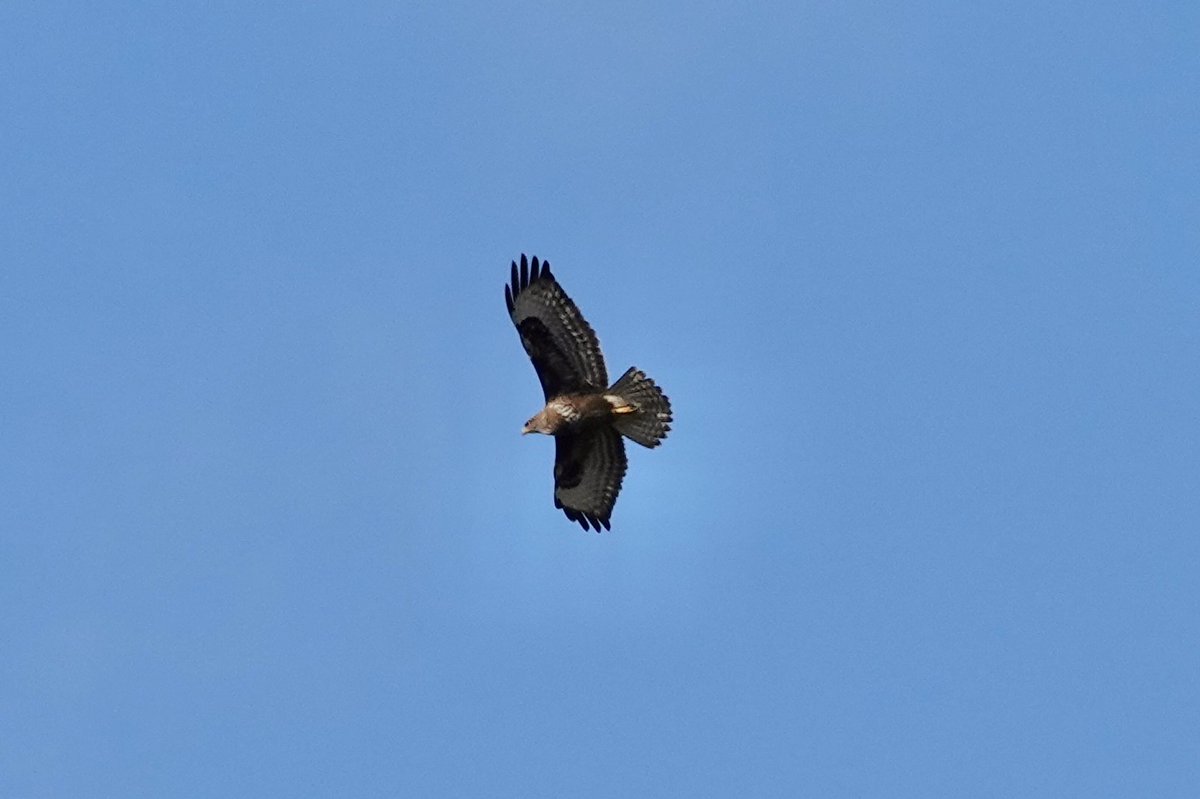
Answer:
[553,427,627,532]
[609,367,673,448]
[506,254,608,400]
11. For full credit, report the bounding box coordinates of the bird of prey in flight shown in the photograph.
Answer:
[505,254,672,531]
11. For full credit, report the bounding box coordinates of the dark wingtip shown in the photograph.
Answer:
[559,505,611,533]
[510,254,551,299]
[583,513,610,532]
[562,505,588,531]
[504,284,514,315]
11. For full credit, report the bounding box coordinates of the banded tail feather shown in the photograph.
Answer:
[608,366,673,448]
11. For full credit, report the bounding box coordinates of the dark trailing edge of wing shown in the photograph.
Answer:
[504,253,554,316]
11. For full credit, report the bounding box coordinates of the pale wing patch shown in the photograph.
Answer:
[549,399,581,421]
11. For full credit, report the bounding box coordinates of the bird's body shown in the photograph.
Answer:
[525,393,629,434]
[505,254,672,531]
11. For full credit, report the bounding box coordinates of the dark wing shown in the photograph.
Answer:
[506,254,608,400]
[553,427,627,532]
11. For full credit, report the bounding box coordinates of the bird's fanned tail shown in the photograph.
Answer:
[609,367,673,448]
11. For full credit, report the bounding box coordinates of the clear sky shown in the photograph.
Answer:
[2,2,1197,796]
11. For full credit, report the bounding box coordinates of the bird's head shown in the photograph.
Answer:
[522,409,553,436]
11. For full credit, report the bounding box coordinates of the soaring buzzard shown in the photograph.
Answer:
[506,254,672,531]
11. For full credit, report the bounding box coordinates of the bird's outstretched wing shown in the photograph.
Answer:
[506,254,608,400]
[553,427,627,532]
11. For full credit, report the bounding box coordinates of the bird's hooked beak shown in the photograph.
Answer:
[521,423,533,435]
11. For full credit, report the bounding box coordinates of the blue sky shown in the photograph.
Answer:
[2,2,1197,796]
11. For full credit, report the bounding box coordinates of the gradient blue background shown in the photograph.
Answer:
[3,2,1197,796]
